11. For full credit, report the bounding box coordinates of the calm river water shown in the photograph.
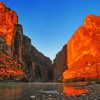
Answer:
[0,82,88,100]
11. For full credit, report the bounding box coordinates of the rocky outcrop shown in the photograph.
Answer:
[0,2,24,81]
[0,2,53,82]
[0,50,24,81]
[63,15,100,82]
[0,2,18,46]
[54,45,67,81]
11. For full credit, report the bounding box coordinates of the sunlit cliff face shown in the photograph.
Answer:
[0,2,18,45]
[63,85,88,96]
[63,15,100,82]
[0,2,24,80]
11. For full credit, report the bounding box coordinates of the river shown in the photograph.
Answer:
[0,82,88,100]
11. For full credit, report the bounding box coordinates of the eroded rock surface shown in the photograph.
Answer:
[0,2,53,82]
[0,2,18,45]
[54,45,67,81]
[63,15,100,82]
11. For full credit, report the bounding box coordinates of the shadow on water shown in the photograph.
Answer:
[0,82,89,100]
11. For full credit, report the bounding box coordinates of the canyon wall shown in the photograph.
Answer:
[63,15,100,82]
[0,2,53,82]
[0,2,18,56]
[0,2,24,80]
[14,24,53,82]
[53,45,67,81]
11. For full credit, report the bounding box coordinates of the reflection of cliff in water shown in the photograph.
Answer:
[63,85,88,96]
[0,85,22,100]
[0,83,63,100]
[0,83,89,100]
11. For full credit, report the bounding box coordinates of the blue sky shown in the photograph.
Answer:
[1,0,100,60]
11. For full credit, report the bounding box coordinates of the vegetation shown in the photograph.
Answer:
[0,51,24,81]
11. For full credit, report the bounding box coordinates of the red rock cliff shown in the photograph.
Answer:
[0,2,18,45]
[63,15,100,82]
[0,2,53,82]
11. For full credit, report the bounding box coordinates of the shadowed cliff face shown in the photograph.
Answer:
[13,25,53,82]
[53,45,67,81]
[0,2,53,82]
[63,15,100,82]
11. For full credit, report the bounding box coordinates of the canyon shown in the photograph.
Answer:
[0,2,100,83]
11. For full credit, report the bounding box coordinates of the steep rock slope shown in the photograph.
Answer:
[53,45,67,81]
[14,25,53,81]
[0,51,24,81]
[0,2,53,81]
[0,2,24,81]
[0,2,18,46]
[63,15,100,82]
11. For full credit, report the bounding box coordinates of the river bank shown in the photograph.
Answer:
[30,84,100,100]
[0,82,100,100]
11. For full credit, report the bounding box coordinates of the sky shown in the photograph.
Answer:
[1,0,100,60]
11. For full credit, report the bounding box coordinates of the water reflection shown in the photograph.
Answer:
[0,84,22,100]
[0,83,63,100]
[0,83,89,100]
[63,85,88,96]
